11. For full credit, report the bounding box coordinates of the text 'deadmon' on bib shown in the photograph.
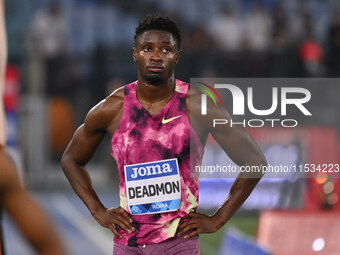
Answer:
[124,158,181,215]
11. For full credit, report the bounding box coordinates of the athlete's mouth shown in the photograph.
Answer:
[147,66,164,72]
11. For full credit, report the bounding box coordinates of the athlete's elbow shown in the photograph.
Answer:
[257,153,267,168]
[249,147,267,167]
[244,152,267,179]
[61,151,73,174]
[61,150,86,176]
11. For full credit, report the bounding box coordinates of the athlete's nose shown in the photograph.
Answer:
[150,49,161,62]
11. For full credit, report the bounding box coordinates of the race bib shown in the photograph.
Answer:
[124,158,181,215]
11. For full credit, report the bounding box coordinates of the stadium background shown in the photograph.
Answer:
[3,0,340,254]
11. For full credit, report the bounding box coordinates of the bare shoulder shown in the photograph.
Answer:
[186,84,203,113]
[186,84,222,116]
[185,84,211,141]
[84,86,124,133]
[186,83,232,134]
[187,84,202,101]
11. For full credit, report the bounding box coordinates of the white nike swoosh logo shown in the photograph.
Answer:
[161,115,183,124]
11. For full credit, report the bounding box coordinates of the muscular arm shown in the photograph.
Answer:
[0,152,66,255]
[0,0,8,147]
[207,102,266,226]
[61,89,135,237]
[61,109,108,216]
[178,87,266,238]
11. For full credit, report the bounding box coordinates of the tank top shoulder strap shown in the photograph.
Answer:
[123,81,138,102]
[121,81,138,117]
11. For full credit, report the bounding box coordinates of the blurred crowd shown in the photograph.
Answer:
[3,0,340,160]
[5,1,340,91]
[5,0,340,98]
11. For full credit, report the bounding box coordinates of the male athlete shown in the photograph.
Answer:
[0,1,66,254]
[62,14,266,254]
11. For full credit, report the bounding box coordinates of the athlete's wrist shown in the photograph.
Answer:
[88,201,106,217]
[210,213,227,229]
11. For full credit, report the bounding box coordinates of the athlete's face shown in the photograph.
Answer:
[133,30,180,85]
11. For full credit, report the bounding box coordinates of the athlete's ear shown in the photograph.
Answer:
[175,50,181,64]
[133,47,137,62]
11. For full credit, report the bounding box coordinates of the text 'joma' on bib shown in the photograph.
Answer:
[124,158,181,215]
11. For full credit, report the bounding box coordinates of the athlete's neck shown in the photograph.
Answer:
[137,76,175,103]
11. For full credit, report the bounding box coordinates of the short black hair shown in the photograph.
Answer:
[134,13,181,49]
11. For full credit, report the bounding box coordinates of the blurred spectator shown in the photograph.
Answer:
[208,6,243,52]
[269,3,291,76]
[243,3,272,52]
[299,40,324,76]
[26,3,68,58]
[271,3,289,51]
[298,10,325,77]
[326,10,340,76]
[25,3,69,96]
[287,4,309,44]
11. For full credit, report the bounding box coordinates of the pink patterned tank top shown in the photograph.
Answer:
[111,80,203,246]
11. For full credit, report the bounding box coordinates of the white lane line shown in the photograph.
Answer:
[52,194,113,255]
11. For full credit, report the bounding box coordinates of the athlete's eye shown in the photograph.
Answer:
[162,48,170,53]
[143,46,152,52]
